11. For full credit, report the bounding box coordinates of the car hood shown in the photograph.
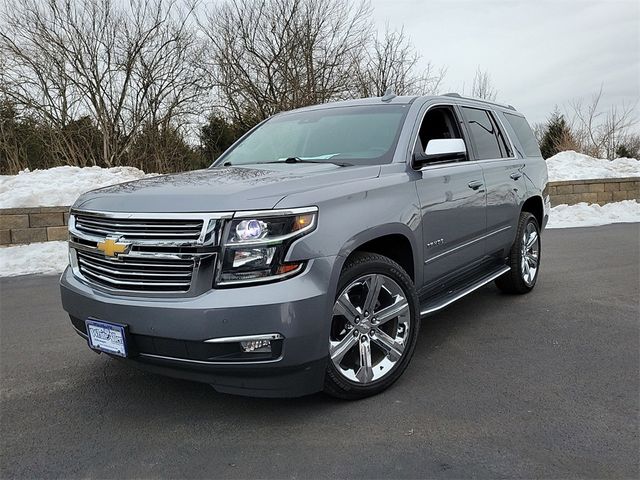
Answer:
[73,163,381,213]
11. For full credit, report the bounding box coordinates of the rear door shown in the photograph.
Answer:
[459,106,527,258]
[413,105,487,288]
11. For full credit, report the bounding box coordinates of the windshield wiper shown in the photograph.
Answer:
[263,156,352,167]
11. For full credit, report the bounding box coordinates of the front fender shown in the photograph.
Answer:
[332,222,421,278]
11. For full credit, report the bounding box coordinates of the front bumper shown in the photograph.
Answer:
[60,256,339,397]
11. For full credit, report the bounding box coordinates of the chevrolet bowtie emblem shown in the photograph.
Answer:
[97,237,130,258]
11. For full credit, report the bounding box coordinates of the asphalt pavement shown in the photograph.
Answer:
[1,224,638,479]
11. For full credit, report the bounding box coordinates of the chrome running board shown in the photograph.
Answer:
[420,265,511,317]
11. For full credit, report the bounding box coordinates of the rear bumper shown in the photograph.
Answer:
[60,256,339,397]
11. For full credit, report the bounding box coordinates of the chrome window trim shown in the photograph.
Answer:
[424,225,511,264]
[205,333,284,344]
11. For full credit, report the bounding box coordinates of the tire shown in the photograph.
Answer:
[495,212,541,294]
[324,252,420,400]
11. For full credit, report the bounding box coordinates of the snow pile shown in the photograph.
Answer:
[0,241,68,276]
[546,200,640,229]
[0,166,154,208]
[546,151,640,182]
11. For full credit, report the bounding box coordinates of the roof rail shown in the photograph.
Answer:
[441,92,516,111]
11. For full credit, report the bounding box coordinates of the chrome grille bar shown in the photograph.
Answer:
[75,253,193,271]
[76,218,203,229]
[74,214,203,241]
[77,259,192,278]
[76,250,194,292]
[81,269,191,288]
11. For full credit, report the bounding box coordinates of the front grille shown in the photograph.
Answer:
[74,214,204,241]
[76,250,195,292]
[69,210,225,295]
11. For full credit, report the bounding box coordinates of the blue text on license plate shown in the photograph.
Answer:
[85,319,127,357]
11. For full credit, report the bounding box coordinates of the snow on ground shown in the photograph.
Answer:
[0,166,154,208]
[546,200,640,229]
[546,151,640,181]
[1,201,638,277]
[0,241,68,277]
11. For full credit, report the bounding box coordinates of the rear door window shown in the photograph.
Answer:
[504,112,541,157]
[461,107,507,160]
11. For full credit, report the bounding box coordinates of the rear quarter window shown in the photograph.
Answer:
[504,113,541,157]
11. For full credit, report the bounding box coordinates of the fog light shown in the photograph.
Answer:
[240,339,272,353]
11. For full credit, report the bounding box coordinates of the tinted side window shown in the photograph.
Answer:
[504,112,541,157]
[461,107,503,160]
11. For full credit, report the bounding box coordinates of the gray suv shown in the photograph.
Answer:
[60,93,549,399]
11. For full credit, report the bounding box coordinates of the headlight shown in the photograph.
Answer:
[216,207,317,286]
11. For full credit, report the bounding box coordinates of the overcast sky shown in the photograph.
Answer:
[370,0,639,124]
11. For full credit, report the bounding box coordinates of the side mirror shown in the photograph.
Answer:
[414,138,467,166]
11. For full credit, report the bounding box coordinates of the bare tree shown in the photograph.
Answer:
[0,0,450,173]
[532,122,546,147]
[0,0,208,169]
[202,0,373,129]
[568,85,638,159]
[354,25,446,97]
[471,66,498,101]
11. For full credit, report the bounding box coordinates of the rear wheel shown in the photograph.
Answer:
[324,252,420,400]
[495,212,541,294]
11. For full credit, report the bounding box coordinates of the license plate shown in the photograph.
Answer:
[85,319,127,357]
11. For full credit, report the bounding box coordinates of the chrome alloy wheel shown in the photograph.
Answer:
[521,221,540,286]
[329,274,411,384]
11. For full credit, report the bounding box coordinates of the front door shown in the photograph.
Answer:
[413,105,487,288]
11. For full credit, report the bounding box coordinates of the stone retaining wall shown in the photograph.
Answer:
[0,176,638,245]
[548,177,639,206]
[0,206,70,245]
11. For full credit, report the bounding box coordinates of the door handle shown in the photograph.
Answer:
[510,172,522,180]
[468,180,484,190]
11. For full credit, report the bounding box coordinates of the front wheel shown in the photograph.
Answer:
[324,252,420,400]
[495,212,541,294]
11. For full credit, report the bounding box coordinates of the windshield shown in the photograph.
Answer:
[214,104,409,167]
